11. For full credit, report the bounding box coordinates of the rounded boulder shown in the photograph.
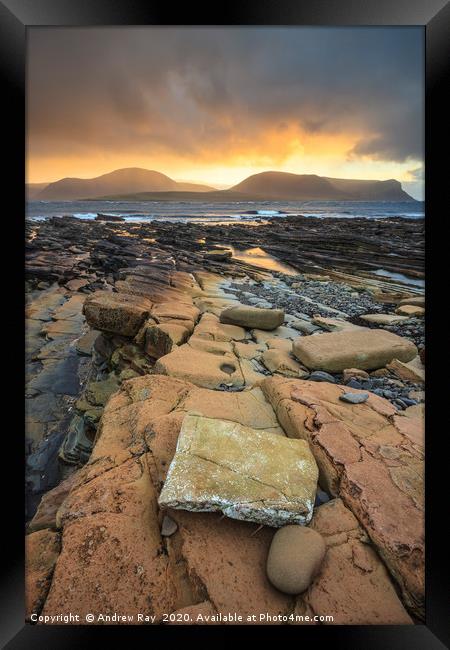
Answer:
[266,525,326,595]
[219,305,284,331]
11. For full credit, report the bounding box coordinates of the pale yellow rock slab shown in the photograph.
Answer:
[159,414,318,526]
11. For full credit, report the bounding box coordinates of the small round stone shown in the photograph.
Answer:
[339,391,369,404]
[161,515,178,537]
[266,525,326,595]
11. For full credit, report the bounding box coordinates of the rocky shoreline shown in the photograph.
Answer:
[25,215,424,625]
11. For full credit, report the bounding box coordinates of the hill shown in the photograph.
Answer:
[26,183,49,199]
[228,171,413,201]
[35,168,216,200]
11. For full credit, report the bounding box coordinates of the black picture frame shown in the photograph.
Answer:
[2,0,449,646]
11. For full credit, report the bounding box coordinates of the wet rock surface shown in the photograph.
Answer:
[25,215,424,624]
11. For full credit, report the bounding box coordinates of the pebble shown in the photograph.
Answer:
[161,515,178,537]
[345,379,363,390]
[314,488,330,506]
[339,392,369,404]
[309,371,336,383]
[401,397,417,406]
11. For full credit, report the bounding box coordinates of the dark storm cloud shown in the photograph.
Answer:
[27,27,424,163]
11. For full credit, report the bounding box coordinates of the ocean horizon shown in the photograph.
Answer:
[26,199,424,224]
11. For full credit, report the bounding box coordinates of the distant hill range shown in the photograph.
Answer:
[29,168,215,201]
[28,167,415,202]
[230,172,414,201]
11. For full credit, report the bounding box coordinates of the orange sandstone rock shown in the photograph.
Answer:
[299,499,412,625]
[26,529,60,619]
[261,376,424,619]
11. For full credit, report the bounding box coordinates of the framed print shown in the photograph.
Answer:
[1,0,449,646]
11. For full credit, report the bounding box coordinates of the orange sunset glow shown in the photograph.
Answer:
[27,27,424,198]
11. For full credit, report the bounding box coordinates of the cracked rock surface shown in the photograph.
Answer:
[158,413,318,526]
[261,376,424,618]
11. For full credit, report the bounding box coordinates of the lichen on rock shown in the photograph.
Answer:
[158,413,318,526]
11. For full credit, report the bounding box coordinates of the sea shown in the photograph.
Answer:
[26,199,424,224]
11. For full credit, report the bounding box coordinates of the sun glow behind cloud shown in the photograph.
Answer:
[27,27,424,198]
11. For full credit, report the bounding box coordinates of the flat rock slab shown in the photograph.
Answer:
[52,294,86,320]
[65,278,90,291]
[41,457,177,622]
[159,413,318,527]
[262,349,309,378]
[396,305,425,317]
[83,291,153,337]
[41,320,83,339]
[360,313,409,325]
[27,354,82,396]
[399,296,425,307]
[75,329,100,356]
[220,305,284,331]
[252,325,299,345]
[193,313,247,342]
[151,301,200,323]
[204,249,232,260]
[292,328,417,372]
[154,345,245,390]
[387,357,425,383]
[26,288,66,321]
[312,316,362,332]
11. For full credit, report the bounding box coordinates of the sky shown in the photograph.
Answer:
[27,27,424,199]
